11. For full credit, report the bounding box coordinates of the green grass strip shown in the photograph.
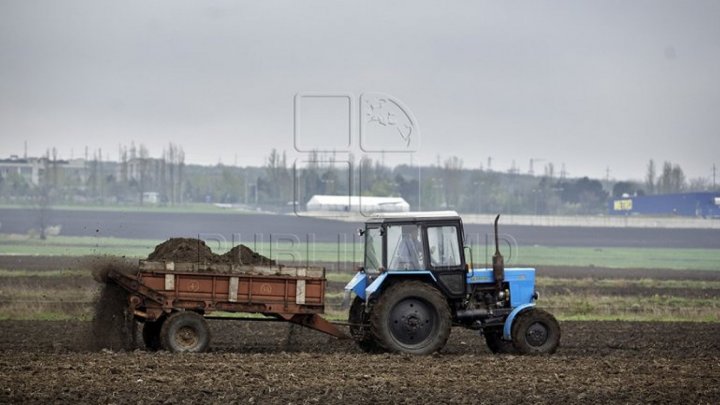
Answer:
[470,245,720,271]
[1,234,719,271]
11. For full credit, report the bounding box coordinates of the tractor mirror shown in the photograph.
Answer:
[356,228,365,236]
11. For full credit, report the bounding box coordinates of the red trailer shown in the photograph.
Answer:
[108,260,346,352]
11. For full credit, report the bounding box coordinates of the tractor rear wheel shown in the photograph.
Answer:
[370,281,451,355]
[348,296,384,353]
[142,317,165,351]
[511,308,560,355]
[484,326,517,354]
[160,311,211,353]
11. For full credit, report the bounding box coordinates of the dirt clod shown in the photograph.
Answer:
[145,238,274,266]
[146,237,216,263]
[221,244,275,265]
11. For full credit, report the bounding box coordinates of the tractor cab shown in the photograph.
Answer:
[359,211,468,299]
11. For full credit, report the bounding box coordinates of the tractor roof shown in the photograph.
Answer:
[365,210,461,225]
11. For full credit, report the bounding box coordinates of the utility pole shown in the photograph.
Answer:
[509,160,518,175]
[529,158,545,176]
[713,163,717,190]
[605,166,611,183]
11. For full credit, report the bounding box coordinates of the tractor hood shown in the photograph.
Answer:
[468,268,536,307]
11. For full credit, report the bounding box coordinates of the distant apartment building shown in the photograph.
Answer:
[0,156,45,185]
[117,157,163,183]
[0,155,88,187]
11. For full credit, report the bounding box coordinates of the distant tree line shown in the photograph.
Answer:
[611,159,710,199]
[0,147,715,215]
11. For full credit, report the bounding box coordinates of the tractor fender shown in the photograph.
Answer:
[502,303,536,340]
[365,271,438,301]
[344,272,369,300]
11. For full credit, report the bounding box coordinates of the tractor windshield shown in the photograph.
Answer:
[364,227,383,273]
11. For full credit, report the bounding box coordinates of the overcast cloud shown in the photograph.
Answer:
[1,0,718,181]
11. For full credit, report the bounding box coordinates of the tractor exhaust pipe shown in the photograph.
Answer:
[492,214,505,291]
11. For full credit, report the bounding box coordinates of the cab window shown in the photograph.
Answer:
[427,225,461,267]
[364,227,383,272]
[387,224,425,270]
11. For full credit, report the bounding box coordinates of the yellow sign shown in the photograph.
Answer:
[613,199,633,211]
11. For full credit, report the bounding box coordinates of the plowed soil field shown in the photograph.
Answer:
[1,319,719,404]
[1,252,719,403]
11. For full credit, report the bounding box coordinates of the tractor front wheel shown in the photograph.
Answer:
[370,281,451,355]
[511,308,560,355]
[348,297,384,353]
[160,311,211,353]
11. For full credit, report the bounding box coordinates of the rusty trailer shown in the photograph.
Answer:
[108,260,346,352]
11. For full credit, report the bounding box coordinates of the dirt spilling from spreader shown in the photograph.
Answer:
[88,256,141,351]
[90,238,275,350]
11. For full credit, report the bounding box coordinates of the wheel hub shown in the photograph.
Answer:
[389,298,435,345]
[525,322,549,347]
[175,326,199,349]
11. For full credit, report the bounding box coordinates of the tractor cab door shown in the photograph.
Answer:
[363,226,383,275]
[382,220,467,299]
[424,222,467,299]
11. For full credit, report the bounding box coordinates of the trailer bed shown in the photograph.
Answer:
[108,260,346,350]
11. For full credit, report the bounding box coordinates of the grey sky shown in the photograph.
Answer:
[1,1,718,181]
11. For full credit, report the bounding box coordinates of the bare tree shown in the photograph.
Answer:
[688,177,710,191]
[658,161,686,194]
[544,163,555,179]
[164,143,184,205]
[645,159,656,194]
[138,145,149,205]
[35,153,52,240]
[658,161,672,194]
[670,164,685,193]
[177,146,185,204]
[442,156,463,208]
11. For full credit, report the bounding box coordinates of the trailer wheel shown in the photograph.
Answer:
[348,297,384,353]
[142,317,165,351]
[370,280,451,355]
[160,311,211,353]
[511,308,560,355]
[484,326,517,354]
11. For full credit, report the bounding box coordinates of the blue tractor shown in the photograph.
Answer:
[344,211,560,355]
